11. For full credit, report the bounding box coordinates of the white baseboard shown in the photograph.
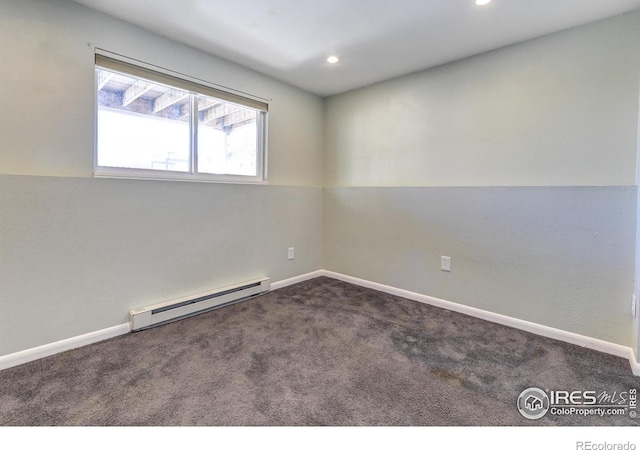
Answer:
[0,323,130,371]
[319,270,638,374]
[0,271,323,371]
[271,270,326,290]
[631,348,640,376]
[2,269,638,377]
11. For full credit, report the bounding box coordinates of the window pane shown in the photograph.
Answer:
[96,68,191,172]
[196,94,258,177]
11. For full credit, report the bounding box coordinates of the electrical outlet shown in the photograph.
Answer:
[441,256,451,272]
[288,247,295,260]
[633,294,637,318]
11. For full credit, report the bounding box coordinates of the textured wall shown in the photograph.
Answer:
[635,192,640,356]
[324,12,640,187]
[324,187,636,346]
[323,12,640,348]
[0,175,323,355]
[0,0,324,186]
[1,0,640,358]
[0,0,325,356]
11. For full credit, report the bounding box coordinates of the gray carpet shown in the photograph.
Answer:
[0,277,638,426]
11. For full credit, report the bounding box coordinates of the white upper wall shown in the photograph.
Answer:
[3,0,638,188]
[0,0,324,187]
[325,11,640,187]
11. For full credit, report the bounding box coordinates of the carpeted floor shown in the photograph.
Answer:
[0,276,638,426]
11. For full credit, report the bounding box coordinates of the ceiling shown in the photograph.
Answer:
[72,0,640,97]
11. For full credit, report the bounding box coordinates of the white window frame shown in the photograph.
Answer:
[94,50,269,184]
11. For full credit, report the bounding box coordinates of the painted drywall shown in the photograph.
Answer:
[324,187,636,346]
[322,12,640,349]
[635,79,640,359]
[0,0,324,187]
[635,189,640,356]
[0,0,324,356]
[325,12,640,188]
[2,0,639,360]
[0,175,323,355]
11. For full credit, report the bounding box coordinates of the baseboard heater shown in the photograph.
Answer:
[129,277,270,331]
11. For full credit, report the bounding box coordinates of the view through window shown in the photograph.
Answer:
[95,55,267,182]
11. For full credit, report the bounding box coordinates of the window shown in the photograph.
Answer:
[94,53,268,183]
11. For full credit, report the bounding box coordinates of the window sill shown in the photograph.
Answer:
[94,168,268,185]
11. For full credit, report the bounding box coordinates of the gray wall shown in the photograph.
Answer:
[324,12,640,347]
[324,186,635,345]
[325,13,640,188]
[1,176,322,355]
[0,0,324,356]
[2,0,639,358]
[635,192,640,356]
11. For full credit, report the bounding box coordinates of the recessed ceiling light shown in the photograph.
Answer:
[327,56,339,64]
[475,0,491,5]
